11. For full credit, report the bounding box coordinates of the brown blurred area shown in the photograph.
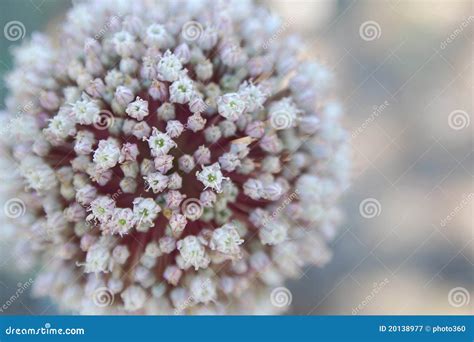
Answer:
[0,0,472,315]
[269,0,473,315]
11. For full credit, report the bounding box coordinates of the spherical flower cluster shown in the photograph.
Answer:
[0,0,350,314]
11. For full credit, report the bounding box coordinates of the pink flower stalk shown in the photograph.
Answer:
[1,0,350,314]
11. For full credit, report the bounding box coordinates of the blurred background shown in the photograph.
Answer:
[0,0,472,315]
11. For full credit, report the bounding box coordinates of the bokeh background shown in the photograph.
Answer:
[0,0,472,315]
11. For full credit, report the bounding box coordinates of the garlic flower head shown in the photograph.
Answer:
[1,0,350,315]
